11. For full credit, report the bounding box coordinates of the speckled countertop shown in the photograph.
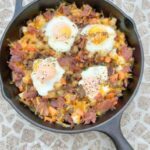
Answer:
[0,0,150,149]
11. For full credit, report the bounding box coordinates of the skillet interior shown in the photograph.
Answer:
[0,0,143,133]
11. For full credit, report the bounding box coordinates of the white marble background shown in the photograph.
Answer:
[0,0,150,149]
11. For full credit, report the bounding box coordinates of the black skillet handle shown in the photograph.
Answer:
[96,113,133,150]
[14,0,24,18]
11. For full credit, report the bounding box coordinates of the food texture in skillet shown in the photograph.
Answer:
[9,3,134,127]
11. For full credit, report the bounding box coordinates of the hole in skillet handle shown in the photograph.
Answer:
[95,113,133,150]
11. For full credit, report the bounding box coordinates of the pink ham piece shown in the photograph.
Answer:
[28,26,38,34]
[43,10,54,21]
[120,45,133,61]
[83,110,96,124]
[23,87,37,100]
[50,97,65,109]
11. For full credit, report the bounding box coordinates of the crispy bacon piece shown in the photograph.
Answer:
[108,66,115,76]
[58,56,80,72]
[120,45,133,61]
[109,74,119,83]
[82,5,92,17]
[23,87,37,100]
[27,26,37,34]
[123,66,131,73]
[62,5,70,15]
[50,97,65,109]
[12,72,23,82]
[43,10,54,21]
[10,55,22,62]
[57,4,70,15]
[10,42,24,57]
[77,35,87,50]
[95,93,103,101]
[76,85,86,99]
[58,56,74,67]
[9,63,24,75]
[35,98,49,116]
[96,99,117,112]
[64,114,74,126]
[83,109,96,124]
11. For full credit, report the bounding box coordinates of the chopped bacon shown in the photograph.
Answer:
[50,100,58,108]
[96,99,117,112]
[43,10,54,21]
[23,87,37,100]
[10,55,22,62]
[83,109,96,124]
[13,42,22,51]
[58,4,70,15]
[64,114,74,126]
[77,35,87,50]
[95,93,103,101]
[10,42,24,57]
[35,99,49,116]
[123,66,131,73]
[76,85,86,99]
[58,56,74,67]
[12,72,24,82]
[82,5,92,17]
[62,6,70,15]
[120,45,133,61]
[50,97,65,109]
[108,66,115,76]
[75,50,89,63]
[28,26,37,34]
[109,74,118,83]
[66,86,76,94]
[9,63,24,75]
[115,35,119,41]
[58,56,80,72]
[89,11,99,18]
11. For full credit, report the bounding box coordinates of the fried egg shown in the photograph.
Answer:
[44,16,79,52]
[79,65,108,99]
[81,24,116,53]
[31,57,65,96]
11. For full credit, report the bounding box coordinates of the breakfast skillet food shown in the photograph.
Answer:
[8,3,134,127]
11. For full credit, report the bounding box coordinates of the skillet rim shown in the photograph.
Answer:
[0,0,144,133]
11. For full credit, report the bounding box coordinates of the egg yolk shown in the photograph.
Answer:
[52,22,72,41]
[34,62,56,83]
[88,26,109,45]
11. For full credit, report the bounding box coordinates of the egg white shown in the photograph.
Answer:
[81,24,116,53]
[79,65,108,83]
[79,65,108,99]
[44,16,78,52]
[31,57,65,96]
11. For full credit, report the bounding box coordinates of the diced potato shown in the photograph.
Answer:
[22,73,31,84]
[34,15,46,29]
[99,85,110,96]
[49,106,57,116]
[71,113,80,124]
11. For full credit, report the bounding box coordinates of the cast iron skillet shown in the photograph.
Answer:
[0,0,144,149]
